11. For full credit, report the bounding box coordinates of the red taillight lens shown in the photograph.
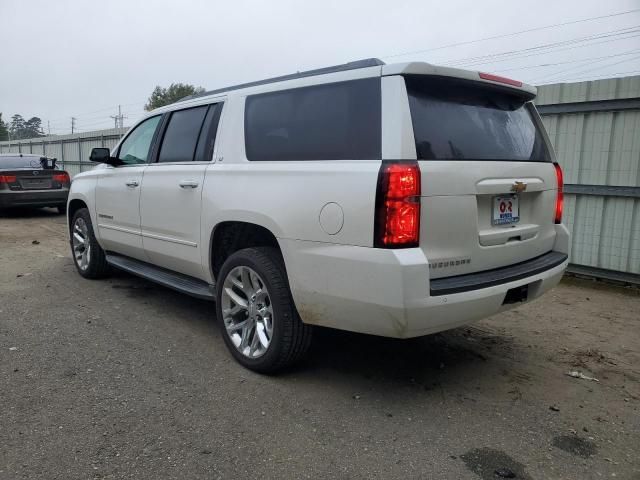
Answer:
[374,162,421,248]
[554,162,563,224]
[53,172,70,185]
[479,72,523,87]
[0,175,17,184]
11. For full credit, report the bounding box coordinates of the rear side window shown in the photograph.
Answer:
[244,78,381,161]
[158,106,208,163]
[405,76,550,162]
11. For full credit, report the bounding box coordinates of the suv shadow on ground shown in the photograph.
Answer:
[105,268,519,391]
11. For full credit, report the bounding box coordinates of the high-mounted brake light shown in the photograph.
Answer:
[374,162,421,248]
[53,172,70,185]
[0,175,17,184]
[479,72,523,87]
[554,162,563,224]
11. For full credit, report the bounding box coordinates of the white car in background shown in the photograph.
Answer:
[66,58,569,372]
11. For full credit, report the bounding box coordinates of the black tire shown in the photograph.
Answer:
[70,208,110,279]
[57,205,67,215]
[216,247,312,374]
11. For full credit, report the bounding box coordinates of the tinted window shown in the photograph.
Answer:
[0,156,43,169]
[158,106,208,163]
[406,76,550,162]
[118,116,161,165]
[194,103,223,162]
[245,78,381,161]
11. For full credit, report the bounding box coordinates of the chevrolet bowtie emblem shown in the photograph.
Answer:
[511,181,527,193]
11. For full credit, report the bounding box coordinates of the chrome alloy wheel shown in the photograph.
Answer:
[221,266,274,359]
[72,217,91,271]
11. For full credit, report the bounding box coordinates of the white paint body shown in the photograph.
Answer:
[68,61,570,338]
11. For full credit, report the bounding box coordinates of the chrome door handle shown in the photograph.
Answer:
[179,180,199,189]
[125,180,139,188]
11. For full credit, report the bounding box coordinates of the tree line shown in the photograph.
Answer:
[0,82,204,141]
[0,113,45,141]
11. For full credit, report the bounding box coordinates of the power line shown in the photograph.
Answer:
[381,8,640,60]
[536,69,640,84]
[533,53,640,83]
[45,101,145,123]
[442,31,640,71]
[491,49,640,73]
[445,26,640,68]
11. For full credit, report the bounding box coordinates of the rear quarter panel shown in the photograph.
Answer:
[199,94,382,283]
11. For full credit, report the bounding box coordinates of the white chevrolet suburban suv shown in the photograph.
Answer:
[67,58,570,373]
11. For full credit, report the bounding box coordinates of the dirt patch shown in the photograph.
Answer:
[461,448,531,480]
[552,435,597,458]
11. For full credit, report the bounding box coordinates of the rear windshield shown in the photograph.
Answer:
[405,76,551,162]
[0,156,44,169]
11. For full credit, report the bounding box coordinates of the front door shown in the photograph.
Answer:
[140,103,223,279]
[95,115,162,260]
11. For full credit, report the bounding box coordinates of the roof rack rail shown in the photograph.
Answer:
[178,58,385,103]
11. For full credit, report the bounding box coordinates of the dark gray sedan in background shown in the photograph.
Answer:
[0,153,70,214]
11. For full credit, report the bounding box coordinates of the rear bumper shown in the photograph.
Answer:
[280,224,570,338]
[0,189,69,208]
[429,251,567,296]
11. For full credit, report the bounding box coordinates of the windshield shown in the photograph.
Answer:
[405,76,551,162]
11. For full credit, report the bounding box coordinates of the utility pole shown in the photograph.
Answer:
[118,105,126,128]
[110,105,127,129]
[71,117,76,134]
[47,121,50,136]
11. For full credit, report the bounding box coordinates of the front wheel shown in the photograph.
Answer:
[70,208,110,279]
[216,247,312,373]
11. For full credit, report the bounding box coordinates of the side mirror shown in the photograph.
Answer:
[89,147,121,165]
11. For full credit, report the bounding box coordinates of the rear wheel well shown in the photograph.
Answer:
[211,222,280,280]
[67,199,87,230]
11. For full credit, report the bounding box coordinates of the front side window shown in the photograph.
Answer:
[244,78,381,161]
[117,115,161,165]
[406,76,550,162]
[157,106,208,163]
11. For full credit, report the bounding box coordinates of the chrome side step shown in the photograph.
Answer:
[105,253,215,301]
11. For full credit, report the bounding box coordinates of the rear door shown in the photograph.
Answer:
[139,102,223,279]
[95,115,162,260]
[402,75,558,279]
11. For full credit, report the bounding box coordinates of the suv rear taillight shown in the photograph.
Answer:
[0,175,17,184]
[554,162,563,224]
[53,172,70,186]
[374,162,421,248]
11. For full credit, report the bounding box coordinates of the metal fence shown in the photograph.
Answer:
[536,75,640,282]
[0,128,128,177]
[1,75,639,282]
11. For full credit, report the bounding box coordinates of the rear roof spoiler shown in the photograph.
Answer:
[382,62,537,100]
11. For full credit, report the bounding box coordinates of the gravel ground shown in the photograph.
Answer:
[1,208,639,480]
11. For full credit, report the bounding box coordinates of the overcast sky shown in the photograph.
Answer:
[1,0,639,135]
